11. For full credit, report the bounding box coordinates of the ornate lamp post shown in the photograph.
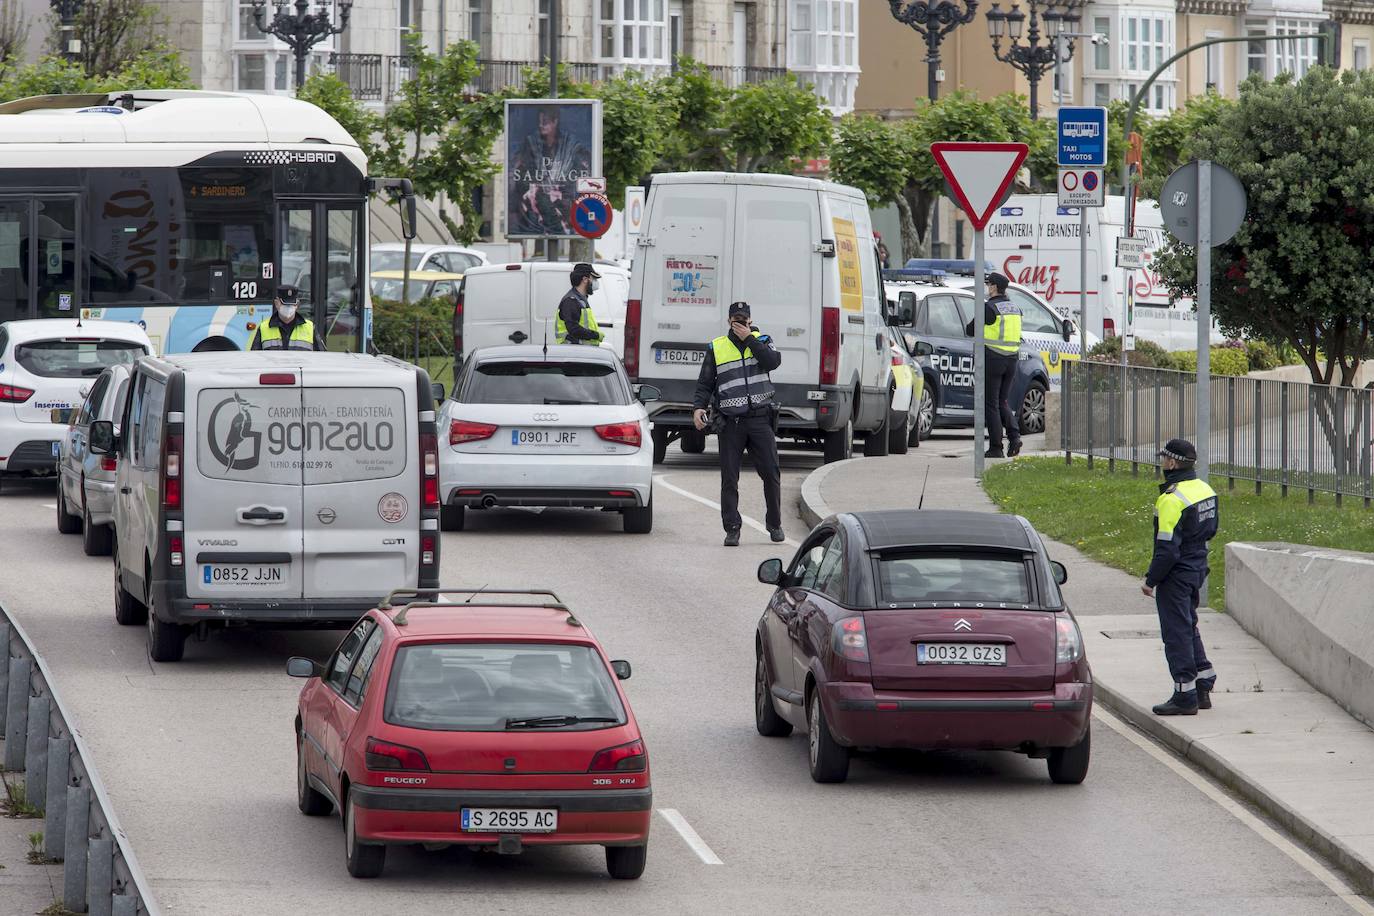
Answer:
[985,0,1081,118]
[50,0,84,63]
[887,0,980,101]
[252,0,353,91]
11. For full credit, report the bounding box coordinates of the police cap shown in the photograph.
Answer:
[728,301,751,319]
[985,272,1010,293]
[1158,438,1197,463]
[570,262,601,284]
[276,284,301,305]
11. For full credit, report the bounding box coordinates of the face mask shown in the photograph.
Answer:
[276,303,298,322]
[590,280,600,293]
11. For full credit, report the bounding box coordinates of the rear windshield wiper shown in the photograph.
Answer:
[505,715,619,729]
[543,398,594,405]
[80,367,106,376]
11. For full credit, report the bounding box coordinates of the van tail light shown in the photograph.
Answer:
[595,421,641,448]
[452,286,465,357]
[623,298,641,378]
[449,419,498,445]
[820,307,840,386]
[366,737,431,771]
[420,432,439,511]
[100,455,117,472]
[169,535,183,568]
[589,739,647,772]
[0,384,34,403]
[833,616,869,662]
[162,433,182,510]
[421,534,436,567]
[1056,616,1083,664]
[1103,318,1116,338]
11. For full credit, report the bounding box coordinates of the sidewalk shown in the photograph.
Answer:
[799,450,1374,895]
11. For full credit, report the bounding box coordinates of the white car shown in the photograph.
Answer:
[371,243,488,274]
[56,363,133,555]
[0,319,151,479]
[438,345,656,534]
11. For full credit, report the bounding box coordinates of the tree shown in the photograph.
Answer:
[0,0,28,71]
[54,0,161,78]
[1137,92,1232,198]
[297,71,382,161]
[0,48,193,102]
[654,60,731,173]
[722,76,831,172]
[830,115,917,260]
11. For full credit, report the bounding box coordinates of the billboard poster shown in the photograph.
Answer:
[505,99,602,238]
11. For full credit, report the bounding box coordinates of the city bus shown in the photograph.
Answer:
[0,89,414,353]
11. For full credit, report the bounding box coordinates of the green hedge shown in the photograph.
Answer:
[1170,347,1250,377]
[371,297,452,358]
[1085,336,1178,370]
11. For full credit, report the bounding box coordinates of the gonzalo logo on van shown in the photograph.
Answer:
[206,394,263,471]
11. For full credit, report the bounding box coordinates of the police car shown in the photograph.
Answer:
[883,269,1053,437]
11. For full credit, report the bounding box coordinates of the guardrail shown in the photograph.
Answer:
[1061,360,1374,506]
[0,604,158,915]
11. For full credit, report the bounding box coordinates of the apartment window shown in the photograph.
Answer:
[598,0,667,63]
[1123,12,1170,74]
[538,0,550,60]
[790,0,858,110]
[1355,39,1370,71]
[790,0,814,67]
[1247,18,1319,79]
[1093,16,1109,70]
[237,0,264,41]
[233,0,328,93]
[469,0,483,44]
[1094,82,1110,106]
[238,53,267,91]
[1205,29,1222,90]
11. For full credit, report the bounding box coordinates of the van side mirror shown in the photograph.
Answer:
[89,420,116,455]
[610,659,632,680]
[1062,319,1073,342]
[431,382,446,403]
[1050,561,1069,585]
[287,657,321,678]
[635,384,660,403]
[758,558,783,585]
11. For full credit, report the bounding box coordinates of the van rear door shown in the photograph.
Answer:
[732,184,819,389]
[462,268,532,354]
[298,363,418,599]
[638,183,736,382]
[186,371,305,600]
[532,266,569,347]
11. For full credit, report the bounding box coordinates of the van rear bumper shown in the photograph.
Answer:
[151,578,378,626]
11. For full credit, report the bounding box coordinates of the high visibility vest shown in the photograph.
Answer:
[1154,478,1219,546]
[555,298,603,344]
[711,334,775,416]
[985,300,1023,355]
[254,317,317,351]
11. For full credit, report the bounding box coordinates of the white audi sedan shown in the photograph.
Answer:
[438,345,657,533]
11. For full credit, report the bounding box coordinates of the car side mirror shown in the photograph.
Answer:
[287,657,321,678]
[635,384,660,403]
[610,659,632,680]
[1050,561,1069,585]
[431,382,446,403]
[88,420,115,454]
[911,340,934,357]
[1062,319,1073,342]
[758,558,783,585]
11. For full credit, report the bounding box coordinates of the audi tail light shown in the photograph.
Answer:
[595,422,642,448]
[366,737,430,771]
[589,739,646,772]
[820,307,840,386]
[624,298,642,378]
[449,419,498,445]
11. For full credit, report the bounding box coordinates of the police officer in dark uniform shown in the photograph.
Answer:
[692,302,784,547]
[556,263,604,345]
[1141,439,1220,716]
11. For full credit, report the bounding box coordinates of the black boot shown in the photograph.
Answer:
[1152,691,1199,716]
[768,527,786,543]
[1008,439,1023,457]
[984,448,1005,459]
[724,529,741,547]
[1197,683,1213,710]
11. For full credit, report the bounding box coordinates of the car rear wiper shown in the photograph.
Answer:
[81,367,106,376]
[505,715,619,729]
[543,398,593,405]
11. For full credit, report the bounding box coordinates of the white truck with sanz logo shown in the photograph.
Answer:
[91,351,444,662]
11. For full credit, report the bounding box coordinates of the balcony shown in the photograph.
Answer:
[324,55,790,103]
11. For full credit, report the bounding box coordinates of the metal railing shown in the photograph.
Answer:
[0,604,158,914]
[1062,360,1374,507]
[326,52,383,100]
[701,64,788,86]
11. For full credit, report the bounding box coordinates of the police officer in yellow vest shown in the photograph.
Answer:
[692,302,784,547]
[1141,439,1220,716]
[968,272,1023,458]
[556,263,604,345]
[249,285,324,351]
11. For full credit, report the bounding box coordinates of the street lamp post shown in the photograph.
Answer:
[887,0,980,102]
[252,0,354,91]
[985,0,1082,119]
[50,0,83,63]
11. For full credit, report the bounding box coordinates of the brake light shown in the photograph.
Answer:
[162,433,182,510]
[1103,318,1116,338]
[100,455,117,472]
[0,384,34,403]
[420,432,439,511]
[169,535,183,568]
[1056,616,1083,664]
[365,737,430,771]
[820,307,840,385]
[833,616,869,662]
[595,421,641,448]
[452,286,465,356]
[504,263,522,270]
[449,419,498,445]
[421,534,436,566]
[589,739,646,772]
[892,353,904,368]
[259,373,296,385]
[623,298,641,378]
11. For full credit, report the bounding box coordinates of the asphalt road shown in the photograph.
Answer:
[0,432,1364,915]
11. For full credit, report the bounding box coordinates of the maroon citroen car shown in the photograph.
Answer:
[753,509,1092,784]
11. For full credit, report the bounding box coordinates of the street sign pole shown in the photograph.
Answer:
[1197,160,1212,482]
[1080,206,1087,361]
[1057,107,1107,376]
[974,231,987,480]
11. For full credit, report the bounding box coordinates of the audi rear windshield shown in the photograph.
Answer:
[462,361,629,405]
[876,552,1033,606]
[383,642,627,732]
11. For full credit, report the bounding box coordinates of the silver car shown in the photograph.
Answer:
[56,364,132,556]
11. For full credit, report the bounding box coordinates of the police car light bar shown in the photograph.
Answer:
[882,268,947,283]
[902,259,998,276]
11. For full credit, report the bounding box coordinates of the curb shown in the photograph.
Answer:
[1092,678,1374,896]
[799,456,866,527]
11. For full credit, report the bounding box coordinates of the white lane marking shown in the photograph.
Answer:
[42,503,56,510]
[1093,706,1374,915]
[655,475,800,548]
[657,808,723,865]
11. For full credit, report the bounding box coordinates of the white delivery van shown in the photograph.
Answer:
[454,261,631,359]
[983,195,1219,351]
[91,351,442,662]
[626,172,893,464]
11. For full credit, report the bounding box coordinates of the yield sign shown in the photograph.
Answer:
[929,142,1029,231]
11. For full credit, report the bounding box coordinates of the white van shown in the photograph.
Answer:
[455,262,631,359]
[91,351,442,662]
[625,172,893,464]
[982,194,1218,351]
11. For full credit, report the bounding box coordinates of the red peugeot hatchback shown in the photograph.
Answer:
[289,588,651,879]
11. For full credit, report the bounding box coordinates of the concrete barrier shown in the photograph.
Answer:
[1226,542,1374,729]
